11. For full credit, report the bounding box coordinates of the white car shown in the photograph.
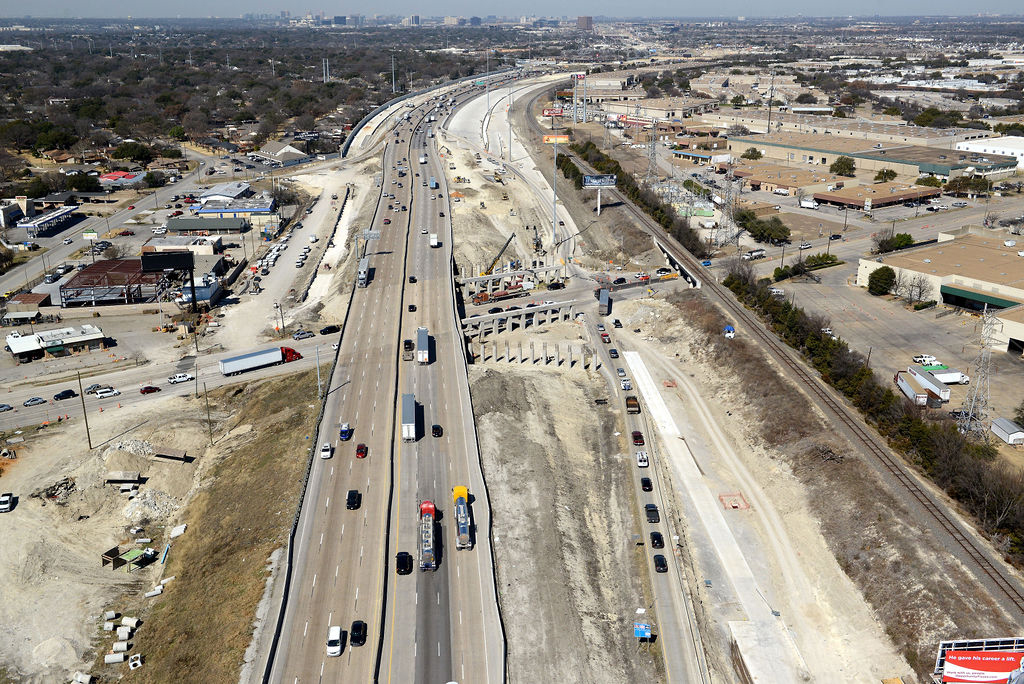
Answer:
[320,443,333,459]
[636,451,649,468]
[620,379,632,391]
[95,388,121,399]
[62,237,74,245]
[912,354,937,365]
[168,373,194,384]
[326,625,343,656]
[152,228,167,235]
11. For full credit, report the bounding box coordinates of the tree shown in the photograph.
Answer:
[167,125,186,140]
[795,92,818,104]
[867,266,896,295]
[830,156,856,176]
[874,168,897,182]
[741,146,762,160]
[1014,399,1024,427]
[730,95,746,107]
[103,244,128,260]
[916,176,943,188]
[143,171,165,188]
[883,106,903,116]
[112,142,154,164]
[874,232,914,253]
[67,174,101,192]
[906,274,934,306]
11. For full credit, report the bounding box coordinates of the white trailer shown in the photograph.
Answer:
[906,366,951,402]
[401,393,416,442]
[429,233,439,248]
[894,372,928,406]
[928,369,970,385]
[416,327,430,364]
[800,198,819,209]
[419,155,427,164]
[357,257,369,287]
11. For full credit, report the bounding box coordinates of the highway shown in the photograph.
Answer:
[268,82,505,683]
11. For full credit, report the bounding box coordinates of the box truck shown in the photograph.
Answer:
[416,327,430,364]
[401,393,417,442]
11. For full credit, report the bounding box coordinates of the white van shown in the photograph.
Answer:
[326,625,343,656]
[95,388,121,399]
[309,235,319,243]
[769,287,785,296]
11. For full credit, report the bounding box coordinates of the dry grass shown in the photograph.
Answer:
[107,370,322,683]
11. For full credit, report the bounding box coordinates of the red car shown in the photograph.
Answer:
[170,210,184,217]
[118,230,135,236]
[632,430,645,446]
[383,218,391,225]
[140,385,161,394]
[183,197,197,204]
[356,443,368,459]
[127,205,135,210]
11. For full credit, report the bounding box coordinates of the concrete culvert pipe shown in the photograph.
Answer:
[103,653,125,664]
[111,641,130,653]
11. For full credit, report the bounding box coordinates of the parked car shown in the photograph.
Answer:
[636,451,649,467]
[650,531,665,549]
[645,503,660,523]
[640,477,653,492]
[53,389,77,401]
[632,430,645,446]
[140,386,161,394]
[0,404,12,412]
[653,554,668,573]
[0,492,12,513]
[118,230,135,236]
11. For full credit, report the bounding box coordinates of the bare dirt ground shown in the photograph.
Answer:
[0,368,323,683]
[618,292,1015,680]
[470,363,661,684]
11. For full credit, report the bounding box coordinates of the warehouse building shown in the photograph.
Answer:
[955,136,1024,169]
[705,110,993,146]
[166,217,248,235]
[4,324,106,362]
[812,182,941,209]
[602,96,719,120]
[58,259,166,307]
[857,229,1024,354]
[728,133,1018,180]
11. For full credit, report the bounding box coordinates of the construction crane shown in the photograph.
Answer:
[481,233,516,275]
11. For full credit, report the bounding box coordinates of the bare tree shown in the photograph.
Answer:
[891,269,908,299]
[906,274,933,306]
[103,244,129,260]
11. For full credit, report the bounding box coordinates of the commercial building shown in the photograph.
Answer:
[97,171,146,188]
[602,96,719,120]
[166,217,248,235]
[728,132,1018,180]
[705,110,993,147]
[199,181,252,204]
[141,235,222,256]
[193,194,276,221]
[251,140,309,166]
[727,161,848,195]
[856,229,1024,354]
[16,204,78,238]
[812,182,941,209]
[577,16,593,31]
[58,259,166,308]
[955,136,1024,169]
[4,324,106,362]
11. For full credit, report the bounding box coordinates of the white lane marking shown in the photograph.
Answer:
[311,573,317,591]
[437,591,441,605]
[320,661,325,677]
[415,591,418,605]
[325,497,330,510]
[438,642,441,657]
[459,610,463,625]
[328,611,333,624]
[341,523,345,536]
[303,620,308,637]
[319,533,324,548]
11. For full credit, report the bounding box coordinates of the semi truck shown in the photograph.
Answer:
[419,501,437,571]
[416,327,430,364]
[894,371,928,407]
[357,257,369,288]
[928,368,970,385]
[419,155,428,164]
[452,486,472,550]
[472,284,526,305]
[742,248,766,261]
[219,347,302,376]
[906,366,951,402]
[427,127,434,138]
[402,339,414,361]
[598,288,611,316]
[429,234,439,248]
[429,177,439,189]
[625,396,641,414]
[401,393,417,442]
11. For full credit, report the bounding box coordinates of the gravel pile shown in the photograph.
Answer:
[122,490,179,524]
[114,439,154,457]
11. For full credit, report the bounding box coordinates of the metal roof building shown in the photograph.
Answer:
[58,259,166,307]
[4,324,105,361]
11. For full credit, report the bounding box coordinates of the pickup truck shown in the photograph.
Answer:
[168,373,194,384]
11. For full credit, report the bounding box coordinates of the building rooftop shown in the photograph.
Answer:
[813,181,940,207]
[729,161,845,188]
[957,136,1024,153]
[5,324,104,354]
[882,233,1024,291]
[200,181,251,201]
[709,109,991,140]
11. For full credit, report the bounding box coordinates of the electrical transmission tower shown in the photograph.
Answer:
[958,305,1000,439]
[645,118,659,186]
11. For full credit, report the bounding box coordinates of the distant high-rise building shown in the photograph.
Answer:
[469,16,481,26]
[410,14,420,25]
[280,10,290,18]
[577,16,593,31]
[347,14,362,27]
[443,16,459,25]
[333,15,346,25]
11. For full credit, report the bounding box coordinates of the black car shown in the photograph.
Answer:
[612,319,622,328]
[408,304,417,312]
[640,477,653,492]
[432,424,443,438]
[653,554,668,573]
[408,275,417,284]
[608,348,619,359]
[53,389,77,401]
[830,234,843,241]
[547,282,564,290]
[346,490,362,510]
[487,307,503,314]
[350,620,367,647]
[645,504,660,524]
[613,277,627,285]
[396,552,414,575]
[319,325,340,335]
[650,531,664,549]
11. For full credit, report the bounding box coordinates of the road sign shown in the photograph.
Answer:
[572,72,586,80]
[362,231,381,240]
[543,135,569,144]
[633,622,651,638]
[542,108,564,117]
[583,174,616,188]
[82,230,98,240]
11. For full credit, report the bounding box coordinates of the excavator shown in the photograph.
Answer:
[480,233,516,276]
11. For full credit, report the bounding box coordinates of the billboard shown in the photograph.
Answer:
[141,252,194,273]
[583,174,617,188]
[543,135,569,144]
[542,107,564,117]
[943,650,1024,683]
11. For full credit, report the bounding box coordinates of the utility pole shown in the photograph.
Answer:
[766,67,776,135]
[486,49,490,114]
[77,372,92,450]
[391,52,397,94]
[204,383,213,446]
[507,80,513,162]
[315,345,322,398]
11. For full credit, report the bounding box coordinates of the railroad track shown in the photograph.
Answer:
[522,86,1024,618]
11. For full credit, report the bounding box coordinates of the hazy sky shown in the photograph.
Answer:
[2,0,1023,18]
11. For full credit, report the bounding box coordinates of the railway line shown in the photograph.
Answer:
[523,86,1024,621]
